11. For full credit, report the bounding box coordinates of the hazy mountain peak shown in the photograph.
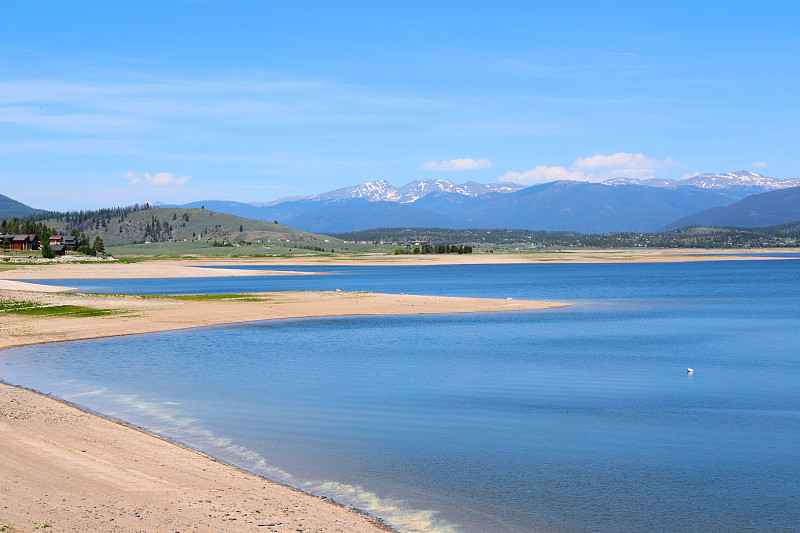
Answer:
[680,171,800,191]
[601,171,800,193]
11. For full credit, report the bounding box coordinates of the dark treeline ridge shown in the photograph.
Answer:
[333,223,800,249]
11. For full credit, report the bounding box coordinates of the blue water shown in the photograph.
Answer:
[4,260,800,532]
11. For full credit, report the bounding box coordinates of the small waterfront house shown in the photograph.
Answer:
[51,244,67,256]
[49,235,64,246]
[10,234,40,251]
[63,236,77,248]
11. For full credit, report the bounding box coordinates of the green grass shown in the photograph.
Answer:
[84,292,273,302]
[141,293,272,302]
[0,300,119,318]
[0,524,18,532]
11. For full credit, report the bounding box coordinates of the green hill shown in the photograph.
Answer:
[40,206,337,247]
[0,193,43,219]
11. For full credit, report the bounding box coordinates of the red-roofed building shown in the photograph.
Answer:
[49,235,64,246]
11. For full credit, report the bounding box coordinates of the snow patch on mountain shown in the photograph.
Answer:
[263,179,525,204]
[602,171,800,191]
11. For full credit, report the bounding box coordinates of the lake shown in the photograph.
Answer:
[3,260,800,532]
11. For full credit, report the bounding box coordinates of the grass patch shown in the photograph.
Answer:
[84,292,272,302]
[0,299,119,318]
[142,293,272,302]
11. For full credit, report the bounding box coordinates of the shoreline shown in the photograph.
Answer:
[0,378,398,533]
[1,248,798,281]
[0,282,569,532]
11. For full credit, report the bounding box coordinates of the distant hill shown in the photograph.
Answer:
[662,186,800,230]
[0,193,43,219]
[39,206,335,246]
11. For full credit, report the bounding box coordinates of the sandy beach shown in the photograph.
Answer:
[0,270,568,533]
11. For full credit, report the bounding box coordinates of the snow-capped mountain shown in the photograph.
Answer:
[603,171,800,192]
[392,180,524,202]
[167,171,800,235]
[260,179,525,205]
[679,171,800,190]
[602,177,675,187]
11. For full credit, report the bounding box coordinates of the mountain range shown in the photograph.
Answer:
[4,171,800,235]
[603,171,800,196]
[158,172,800,234]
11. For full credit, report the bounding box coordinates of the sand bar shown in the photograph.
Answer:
[0,260,320,280]
[0,283,568,532]
[0,287,567,352]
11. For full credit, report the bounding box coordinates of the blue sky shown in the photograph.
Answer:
[1,0,799,210]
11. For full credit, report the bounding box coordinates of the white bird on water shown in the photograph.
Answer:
[687,368,694,374]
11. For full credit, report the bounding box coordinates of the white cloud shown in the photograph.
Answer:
[572,152,674,179]
[124,171,190,186]
[752,161,767,168]
[422,158,492,171]
[500,152,675,184]
[499,166,584,184]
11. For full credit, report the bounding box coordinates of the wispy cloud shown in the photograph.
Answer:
[123,171,190,186]
[752,161,767,168]
[0,75,442,139]
[500,152,676,184]
[422,157,492,171]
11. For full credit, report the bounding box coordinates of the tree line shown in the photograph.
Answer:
[394,244,473,255]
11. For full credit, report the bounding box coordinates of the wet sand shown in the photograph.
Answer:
[0,380,395,533]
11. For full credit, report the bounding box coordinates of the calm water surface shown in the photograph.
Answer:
[4,261,800,532]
